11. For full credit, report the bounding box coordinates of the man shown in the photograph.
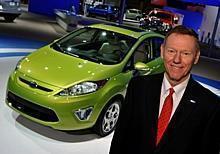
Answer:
[109,25,220,154]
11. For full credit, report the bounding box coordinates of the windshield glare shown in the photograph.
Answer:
[52,27,136,65]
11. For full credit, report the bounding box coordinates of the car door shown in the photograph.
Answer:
[128,9,136,19]
[131,10,136,19]
[126,9,132,19]
[96,5,106,16]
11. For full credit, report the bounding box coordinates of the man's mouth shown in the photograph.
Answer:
[170,64,183,69]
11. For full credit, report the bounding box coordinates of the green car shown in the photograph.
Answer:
[6,23,164,136]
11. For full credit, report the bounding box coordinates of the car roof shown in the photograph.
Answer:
[128,8,141,11]
[96,4,118,7]
[88,23,160,39]
[149,8,175,16]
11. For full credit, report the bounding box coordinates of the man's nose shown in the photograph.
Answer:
[173,52,181,63]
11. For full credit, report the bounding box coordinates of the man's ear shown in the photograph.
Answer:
[194,50,200,64]
[160,43,165,59]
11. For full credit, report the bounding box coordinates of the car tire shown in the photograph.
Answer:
[93,98,121,137]
[136,16,140,21]
[4,16,16,22]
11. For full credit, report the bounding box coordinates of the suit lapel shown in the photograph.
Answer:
[155,77,200,150]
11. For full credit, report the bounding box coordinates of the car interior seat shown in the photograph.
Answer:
[134,43,149,63]
[118,40,129,54]
[98,34,123,61]
[98,42,121,61]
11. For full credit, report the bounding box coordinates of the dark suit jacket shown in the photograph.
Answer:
[109,73,220,154]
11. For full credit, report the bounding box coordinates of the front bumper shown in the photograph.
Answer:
[0,8,21,16]
[6,71,109,130]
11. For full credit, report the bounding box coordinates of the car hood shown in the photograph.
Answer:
[18,47,118,88]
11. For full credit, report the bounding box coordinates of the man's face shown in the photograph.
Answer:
[161,33,200,86]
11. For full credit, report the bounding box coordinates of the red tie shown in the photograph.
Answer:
[156,88,174,145]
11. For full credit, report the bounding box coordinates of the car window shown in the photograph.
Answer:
[133,40,150,64]
[97,31,135,61]
[53,27,137,65]
[151,37,164,58]
[133,37,164,63]
[150,11,172,21]
[96,5,102,9]
[158,12,172,20]
[130,10,136,13]
[59,28,97,45]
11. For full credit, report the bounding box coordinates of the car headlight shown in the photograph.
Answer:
[15,57,26,71]
[58,79,108,96]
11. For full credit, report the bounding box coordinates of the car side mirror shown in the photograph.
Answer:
[133,62,151,76]
[134,62,150,71]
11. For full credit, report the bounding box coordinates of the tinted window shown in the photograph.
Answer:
[52,27,137,65]
[151,37,164,58]
[149,11,172,20]
[130,10,137,13]
[133,37,164,63]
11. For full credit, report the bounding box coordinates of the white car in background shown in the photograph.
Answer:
[0,0,21,22]
[124,9,142,21]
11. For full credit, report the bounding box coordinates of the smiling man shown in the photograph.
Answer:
[109,25,220,154]
[161,26,200,87]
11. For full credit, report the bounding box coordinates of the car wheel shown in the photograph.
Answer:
[93,98,121,137]
[4,16,16,22]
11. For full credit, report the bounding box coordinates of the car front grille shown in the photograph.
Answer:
[7,91,59,122]
[19,77,53,92]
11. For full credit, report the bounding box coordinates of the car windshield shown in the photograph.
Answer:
[51,27,137,65]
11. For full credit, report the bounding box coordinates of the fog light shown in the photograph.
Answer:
[74,107,93,121]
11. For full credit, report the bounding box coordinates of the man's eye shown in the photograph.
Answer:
[182,52,192,56]
[167,49,175,53]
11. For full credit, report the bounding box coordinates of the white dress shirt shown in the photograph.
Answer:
[159,74,190,120]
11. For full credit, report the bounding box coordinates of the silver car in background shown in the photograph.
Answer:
[124,9,142,21]
[0,0,21,22]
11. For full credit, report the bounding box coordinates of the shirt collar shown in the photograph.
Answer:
[162,73,190,96]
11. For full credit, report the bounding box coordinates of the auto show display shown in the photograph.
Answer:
[6,23,164,137]
[140,8,179,34]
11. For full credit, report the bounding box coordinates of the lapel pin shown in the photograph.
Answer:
[190,99,196,104]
